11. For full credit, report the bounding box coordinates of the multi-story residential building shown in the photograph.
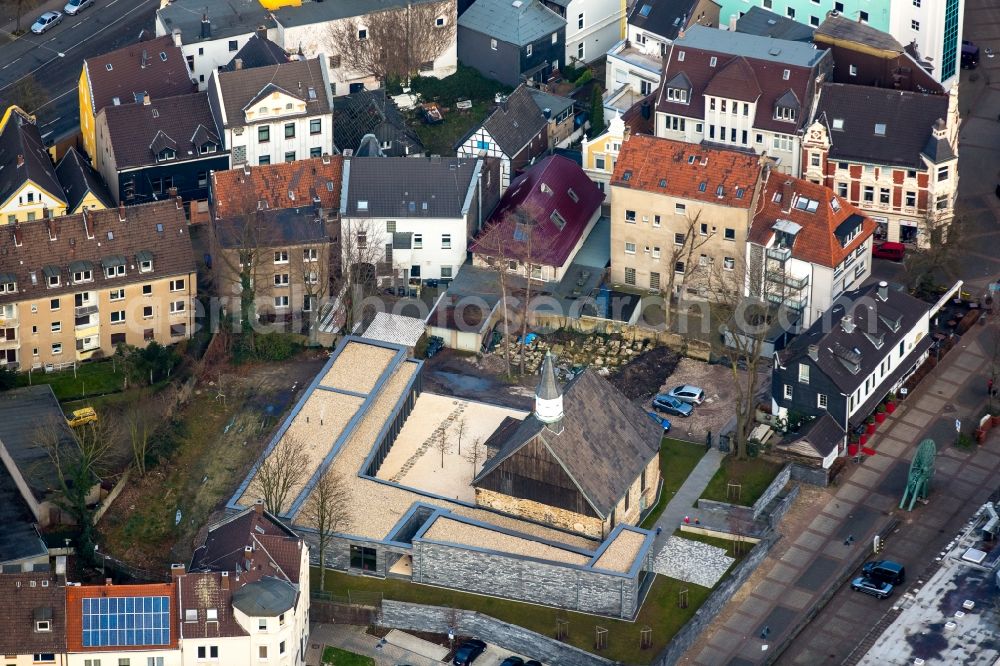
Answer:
[78,35,196,162]
[0,571,67,665]
[0,106,68,225]
[654,25,832,176]
[155,0,277,89]
[95,93,229,205]
[206,58,334,168]
[0,200,196,370]
[210,156,344,219]
[340,156,500,284]
[54,148,114,216]
[770,280,937,466]
[802,83,958,247]
[540,0,625,67]
[604,0,719,116]
[458,0,566,87]
[717,0,964,87]
[747,175,875,329]
[609,133,766,295]
[581,98,654,197]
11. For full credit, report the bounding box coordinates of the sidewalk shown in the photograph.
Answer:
[306,623,443,666]
[681,320,1000,665]
[651,446,724,551]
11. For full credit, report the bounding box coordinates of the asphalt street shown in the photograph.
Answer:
[0,0,159,143]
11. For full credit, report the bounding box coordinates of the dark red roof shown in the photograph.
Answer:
[471,155,602,268]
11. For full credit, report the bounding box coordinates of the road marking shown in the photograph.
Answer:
[107,0,119,5]
[31,86,77,112]
[1,57,20,70]
[40,117,60,128]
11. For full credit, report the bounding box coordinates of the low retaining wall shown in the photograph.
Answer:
[695,498,754,523]
[379,599,614,666]
[789,462,830,487]
[695,463,792,522]
[650,530,780,666]
[768,484,800,530]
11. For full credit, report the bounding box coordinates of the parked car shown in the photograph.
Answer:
[652,394,693,417]
[862,559,906,585]
[525,661,543,666]
[425,335,445,358]
[667,384,706,405]
[63,0,93,15]
[851,575,893,599]
[31,11,62,33]
[872,241,905,261]
[453,639,487,665]
[646,411,672,431]
[499,659,524,666]
[67,407,97,427]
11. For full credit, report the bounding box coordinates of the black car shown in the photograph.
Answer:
[453,639,487,665]
[862,559,905,585]
[525,661,543,666]
[500,658,524,666]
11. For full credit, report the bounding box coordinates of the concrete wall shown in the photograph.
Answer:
[379,600,614,666]
[768,483,800,530]
[750,464,791,521]
[789,461,830,487]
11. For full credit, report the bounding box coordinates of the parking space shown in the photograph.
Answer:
[474,643,542,665]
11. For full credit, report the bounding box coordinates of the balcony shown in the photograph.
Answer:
[0,336,17,349]
[766,292,808,310]
[766,246,791,262]
[75,303,98,318]
[765,270,809,291]
[76,347,100,362]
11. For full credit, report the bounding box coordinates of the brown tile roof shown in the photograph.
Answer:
[0,199,195,306]
[83,35,196,115]
[0,573,67,654]
[749,175,876,268]
[621,93,656,135]
[213,58,332,129]
[99,92,221,170]
[191,504,303,585]
[211,155,343,218]
[66,582,179,652]
[177,572,248,639]
[611,134,763,208]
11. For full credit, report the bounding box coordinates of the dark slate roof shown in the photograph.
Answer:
[478,85,549,156]
[54,147,114,213]
[0,468,48,564]
[100,93,222,170]
[777,282,932,396]
[474,369,661,518]
[814,13,905,52]
[272,0,442,28]
[83,34,196,115]
[526,88,575,119]
[536,352,560,399]
[0,573,67,654]
[213,58,332,129]
[922,119,956,163]
[0,107,66,210]
[214,205,331,249]
[333,89,424,158]
[342,156,480,219]
[218,34,289,73]
[735,6,815,43]
[628,0,702,42]
[157,0,275,42]
[231,576,297,616]
[0,386,77,505]
[791,412,844,457]
[0,200,195,306]
[815,83,950,168]
[458,0,565,46]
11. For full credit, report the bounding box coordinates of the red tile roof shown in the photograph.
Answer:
[749,175,876,268]
[611,134,763,208]
[84,35,196,115]
[211,156,343,218]
[470,155,602,267]
[66,582,179,652]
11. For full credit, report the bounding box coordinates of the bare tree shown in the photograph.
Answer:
[248,435,310,515]
[471,223,514,378]
[462,436,486,478]
[300,468,352,592]
[126,405,153,477]
[337,216,393,333]
[904,210,966,296]
[326,1,455,83]
[6,77,48,113]
[453,416,467,457]
[296,240,331,335]
[433,429,451,469]
[662,212,715,329]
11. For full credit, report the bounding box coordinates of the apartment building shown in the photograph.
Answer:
[0,200,195,370]
[0,571,67,666]
[802,83,958,247]
[654,25,832,176]
[540,0,625,67]
[609,133,766,296]
[0,106,68,225]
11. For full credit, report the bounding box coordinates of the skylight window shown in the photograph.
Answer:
[658,179,667,188]
[688,155,697,164]
[159,51,167,61]
[830,197,841,212]
[874,123,886,136]
[832,118,844,130]
[698,181,707,192]
[622,170,632,181]
[639,3,651,16]
[736,187,745,199]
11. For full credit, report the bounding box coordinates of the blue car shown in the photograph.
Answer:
[453,639,487,665]
[652,394,693,417]
[851,576,893,599]
[647,412,672,431]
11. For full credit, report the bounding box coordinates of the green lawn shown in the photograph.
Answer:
[17,360,126,401]
[314,568,711,664]
[699,456,785,507]
[641,438,707,529]
[321,646,375,665]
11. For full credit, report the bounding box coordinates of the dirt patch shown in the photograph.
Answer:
[610,346,681,399]
[423,350,535,410]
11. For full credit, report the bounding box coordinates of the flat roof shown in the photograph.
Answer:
[362,312,427,348]
[157,0,274,41]
[420,516,591,566]
[273,0,442,29]
[592,528,647,573]
[675,25,827,68]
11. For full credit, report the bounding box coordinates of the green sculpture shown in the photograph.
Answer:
[900,439,936,510]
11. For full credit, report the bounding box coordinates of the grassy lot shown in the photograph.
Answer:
[699,456,785,507]
[321,646,375,665]
[18,360,126,401]
[640,438,707,529]
[314,569,712,664]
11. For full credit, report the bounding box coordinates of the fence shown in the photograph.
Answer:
[93,469,131,525]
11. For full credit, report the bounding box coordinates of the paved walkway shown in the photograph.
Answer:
[305,623,442,666]
[681,320,1000,665]
[651,446,725,552]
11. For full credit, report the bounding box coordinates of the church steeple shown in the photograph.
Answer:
[535,352,563,425]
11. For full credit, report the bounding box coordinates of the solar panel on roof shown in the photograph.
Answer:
[81,596,171,647]
[639,4,651,16]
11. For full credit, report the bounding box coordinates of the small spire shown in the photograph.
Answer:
[536,351,560,400]
[535,352,564,426]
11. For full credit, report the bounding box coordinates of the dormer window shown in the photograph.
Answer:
[206,609,218,621]
[35,620,50,632]
[200,142,217,154]
[43,266,60,288]
[550,210,567,230]
[665,87,688,103]
[137,250,154,273]
[73,270,92,283]
[775,106,796,122]
[157,148,176,162]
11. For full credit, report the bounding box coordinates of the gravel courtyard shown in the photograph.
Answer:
[652,535,735,588]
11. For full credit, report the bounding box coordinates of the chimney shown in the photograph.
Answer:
[221,571,230,590]
[877,280,888,302]
[170,563,186,581]
[200,14,211,39]
[118,202,126,222]
[808,344,819,362]
[623,125,631,141]
[234,58,243,70]
[167,186,178,198]
[256,25,267,40]
[175,195,183,210]
[171,28,182,48]
[780,180,794,212]
[244,545,254,569]
[728,13,738,31]
[641,100,650,119]
[16,154,24,168]
[841,315,856,334]
[143,93,151,106]
[105,579,113,586]
[253,498,265,515]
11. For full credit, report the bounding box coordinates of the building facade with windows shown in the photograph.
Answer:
[207,58,334,168]
[802,83,958,247]
[609,134,766,296]
[0,572,67,666]
[654,26,832,177]
[0,201,195,371]
[540,0,626,67]
[0,106,68,225]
